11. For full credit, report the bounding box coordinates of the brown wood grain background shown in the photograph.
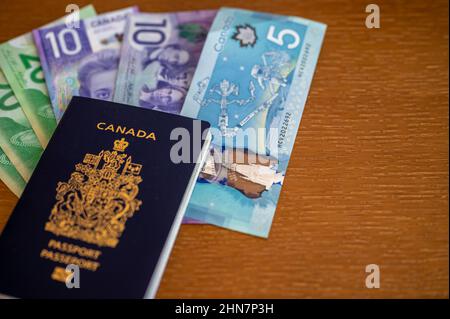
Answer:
[0,0,448,298]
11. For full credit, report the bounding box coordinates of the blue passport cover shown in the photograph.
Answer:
[0,97,210,298]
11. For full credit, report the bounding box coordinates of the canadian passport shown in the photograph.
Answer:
[0,96,211,298]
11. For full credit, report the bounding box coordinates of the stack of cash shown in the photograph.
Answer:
[0,5,326,237]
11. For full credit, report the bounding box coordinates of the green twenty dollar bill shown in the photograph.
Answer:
[0,69,43,181]
[0,147,26,197]
[0,5,97,147]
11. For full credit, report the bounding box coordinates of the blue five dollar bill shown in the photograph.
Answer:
[181,8,326,237]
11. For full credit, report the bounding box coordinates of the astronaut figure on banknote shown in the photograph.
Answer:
[138,44,196,113]
[250,51,290,95]
[78,49,120,101]
[198,79,256,137]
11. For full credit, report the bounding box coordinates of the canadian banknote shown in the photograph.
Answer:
[0,69,43,181]
[113,10,217,114]
[0,147,26,197]
[34,7,137,121]
[181,8,326,237]
[0,5,97,147]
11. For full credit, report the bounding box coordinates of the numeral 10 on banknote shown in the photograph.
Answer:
[44,29,83,58]
[132,20,170,46]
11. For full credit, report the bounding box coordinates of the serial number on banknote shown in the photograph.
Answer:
[278,111,293,149]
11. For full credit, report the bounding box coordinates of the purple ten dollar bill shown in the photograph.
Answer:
[33,7,138,121]
[113,10,217,115]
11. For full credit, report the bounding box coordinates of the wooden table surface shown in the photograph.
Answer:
[0,0,448,298]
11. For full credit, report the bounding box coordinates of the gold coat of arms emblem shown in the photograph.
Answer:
[45,138,143,248]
